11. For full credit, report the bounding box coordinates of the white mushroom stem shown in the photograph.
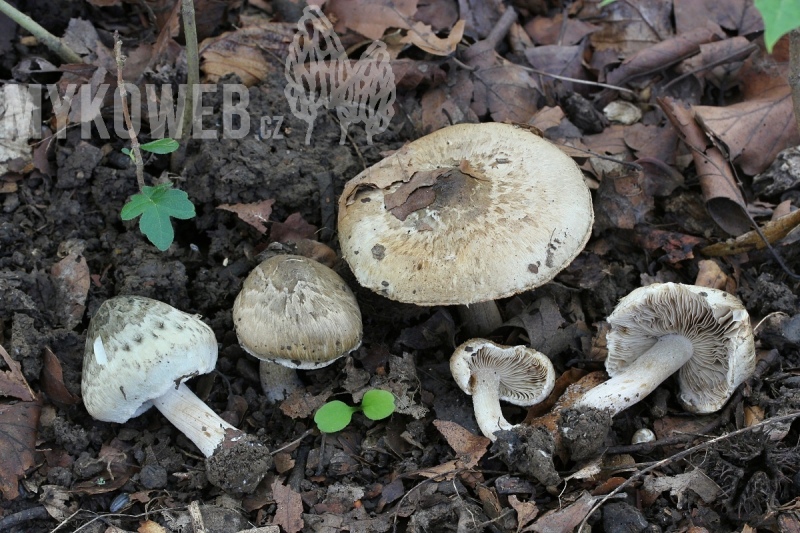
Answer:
[576,334,694,416]
[151,382,241,457]
[259,360,304,403]
[471,369,514,441]
[458,301,503,337]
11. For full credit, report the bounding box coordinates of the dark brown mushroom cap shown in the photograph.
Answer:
[606,283,755,414]
[338,122,593,305]
[233,255,363,369]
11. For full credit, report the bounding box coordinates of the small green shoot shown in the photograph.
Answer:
[121,183,196,251]
[314,389,396,433]
[122,138,180,161]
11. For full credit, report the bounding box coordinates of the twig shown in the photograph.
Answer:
[578,409,800,530]
[0,506,50,530]
[188,501,207,533]
[0,0,82,63]
[180,0,200,142]
[113,33,145,190]
[522,64,637,94]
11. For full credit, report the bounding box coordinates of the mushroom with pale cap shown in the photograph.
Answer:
[574,283,755,416]
[337,122,593,336]
[81,295,272,493]
[450,338,556,440]
[233,254,363,402]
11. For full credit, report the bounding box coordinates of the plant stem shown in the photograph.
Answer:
[171,0,200,172]
[113,33,145,190]
[0,0,82,64]
[790,30,800,135]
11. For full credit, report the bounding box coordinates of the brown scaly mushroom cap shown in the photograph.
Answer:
[450,339,556,441]
[577,283,755,415]
[337,122,593,306]
[233,254,363,370]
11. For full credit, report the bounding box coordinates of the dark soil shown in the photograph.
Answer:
[3,1,800,532]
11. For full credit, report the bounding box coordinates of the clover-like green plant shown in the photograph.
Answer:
[121,138,180,161]
[120,182,195,251]
[314,389,396,433]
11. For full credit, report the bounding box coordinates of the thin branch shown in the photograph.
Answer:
[0,0,82,64]
[113,33,145,190]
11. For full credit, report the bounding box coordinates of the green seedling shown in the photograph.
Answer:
[314,389,396,433]
[121,183,196,251]
[122,138,180,161]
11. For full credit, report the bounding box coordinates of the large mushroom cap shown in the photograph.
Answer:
[606,283,755,414]
[81,296,218,423]
[338,122,593,305]
[233,255,363,370]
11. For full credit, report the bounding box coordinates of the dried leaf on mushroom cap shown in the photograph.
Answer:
[606,283,754,414]
[337,122,593,306]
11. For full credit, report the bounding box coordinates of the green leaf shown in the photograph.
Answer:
[120,183,196,251]
[314,401,357,433]
[598,0,616,5]
[140,138,180,155]
[361,389,395,421]
[121,147,134,161]
[755,0,800,53]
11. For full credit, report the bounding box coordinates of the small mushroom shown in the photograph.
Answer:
[81,296,272,493]
[337,122,593,336]
[450,339,556,441]
[233,254,362,402]
[576,283,755,416]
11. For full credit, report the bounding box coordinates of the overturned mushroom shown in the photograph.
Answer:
[338,122,593,336]
[575,283,755,416]
[81,296,272,493]
[233,254,363,402]
[450,339,556,440]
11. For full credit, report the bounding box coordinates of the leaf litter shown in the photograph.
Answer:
[2,0,800,531]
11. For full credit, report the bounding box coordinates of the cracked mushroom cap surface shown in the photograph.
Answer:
[81,295,218,424]
[233,255,363,369]
[337,122,593,305]
[450,339,556,406]
[606,283,755,414]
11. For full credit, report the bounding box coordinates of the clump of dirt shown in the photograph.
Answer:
[560,406,613,461]
[493,425,562,487]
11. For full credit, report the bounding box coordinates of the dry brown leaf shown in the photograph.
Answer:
[0,343,35,402]
[529,491,597,533]
[51,251,90,329]
[509,495,539,532]
[593,164,654,232]
[642,469,721,508]
[606,21,723,87]
[72,441,133,495]
[693,89,800,176]
[218,199,276,233]
[525,44,588,94]
[270,212,318,243]
[279,389,331,419]
[391,59,447,90]
[673,0,763,36]
[524,13,599,46]
[271,478,304,533]
[138,520,168,533]
[200,24,294,86]
[700,208,800,256]
[0,400,41,500]
[635,226,705,263]
[42,347,80,406]
[325,0,419,40]
[659,96,751,235]
[677,37,755,84]
[470,62,540,123]
[695,259,730,291]
[40,485,76,521]
[434,419,491,466]
[399,19,465,56]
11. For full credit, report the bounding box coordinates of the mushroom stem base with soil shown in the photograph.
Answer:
[458,301,503,337]
[151,382,241,457]
[575,333,694,416]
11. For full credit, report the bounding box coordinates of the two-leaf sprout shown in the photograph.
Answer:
[314,389,396,433]
[120,139,196,251]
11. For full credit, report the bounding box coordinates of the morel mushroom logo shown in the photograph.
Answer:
[285,6,396,145]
